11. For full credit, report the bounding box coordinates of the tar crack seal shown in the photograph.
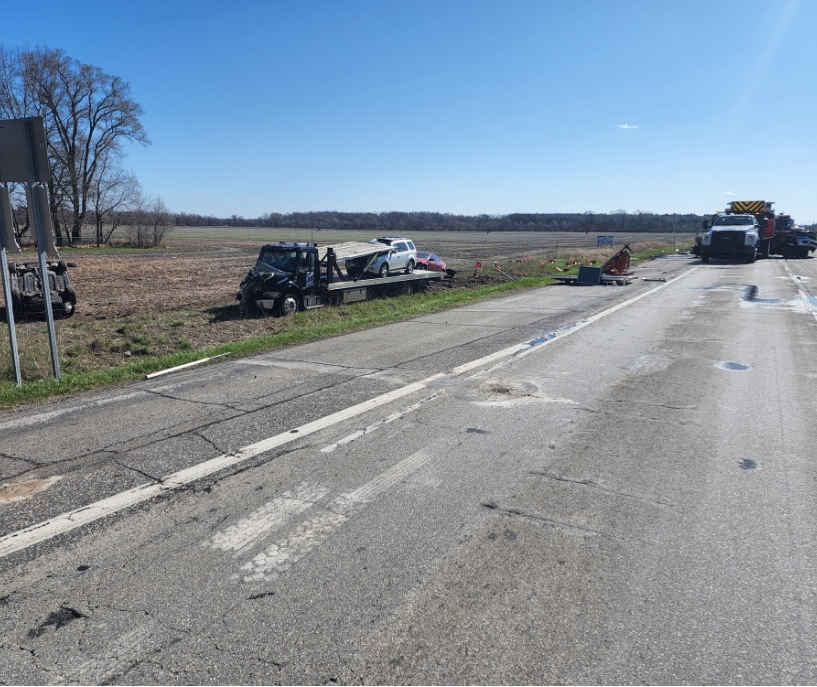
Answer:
[27,607,87,639]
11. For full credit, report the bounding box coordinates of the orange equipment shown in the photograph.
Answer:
[601,244,633,276]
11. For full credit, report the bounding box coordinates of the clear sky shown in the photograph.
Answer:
[3,0,816,221]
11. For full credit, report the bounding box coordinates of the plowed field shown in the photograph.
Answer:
[2,230,693,382]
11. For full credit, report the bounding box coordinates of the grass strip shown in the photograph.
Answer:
[0,244,689,408]
[0,276,549,408]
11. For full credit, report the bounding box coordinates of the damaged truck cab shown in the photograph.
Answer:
[237,241,449,317]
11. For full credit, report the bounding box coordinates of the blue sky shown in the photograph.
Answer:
[3,0,816,221]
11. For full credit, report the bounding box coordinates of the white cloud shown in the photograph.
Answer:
[724,191,736,196]
[618,123,639,129]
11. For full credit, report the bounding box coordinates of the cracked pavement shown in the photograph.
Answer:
[3,256,817,684]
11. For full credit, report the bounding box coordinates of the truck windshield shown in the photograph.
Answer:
[258,247,298,272]
[714,216,754,226]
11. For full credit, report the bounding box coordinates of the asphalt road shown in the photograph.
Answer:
[1,252,817,685]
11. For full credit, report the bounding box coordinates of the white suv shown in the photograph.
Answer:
[367,237,418,277]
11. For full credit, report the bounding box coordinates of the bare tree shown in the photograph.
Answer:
[148,196,172,247]
[0,45,150,242]
[126,193,172,248]
[90,160,140,245]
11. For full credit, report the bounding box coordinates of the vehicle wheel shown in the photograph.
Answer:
[63,286,77,306]
[747,250,756,263]
[60,300,76,318]
[405,260,415,274]
[278,293,301,317]
[701,255,710,263]
[797,249,809,259]
[7,261,16,274]
[379,263,390,278]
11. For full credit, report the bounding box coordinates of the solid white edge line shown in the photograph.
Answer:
[0,269,695,558]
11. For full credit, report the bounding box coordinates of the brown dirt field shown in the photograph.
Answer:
[1,232,694,381]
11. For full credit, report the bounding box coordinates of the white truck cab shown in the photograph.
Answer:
[700,213,759,263]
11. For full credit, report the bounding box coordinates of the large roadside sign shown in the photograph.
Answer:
[0,116,59,385]
[0,117,51,183]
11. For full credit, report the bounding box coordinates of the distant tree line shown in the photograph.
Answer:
[173,210,706,233]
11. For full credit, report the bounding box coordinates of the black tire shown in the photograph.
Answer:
[378,262,390,278]
[405,260,415,274]
[7,261,16,274]
[747,250,756,264]
[701,255,710,263]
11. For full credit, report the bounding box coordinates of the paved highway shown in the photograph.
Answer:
[1,253,816,684]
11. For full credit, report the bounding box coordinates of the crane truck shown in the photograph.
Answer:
[696,200,816,262]
[237,241,451,316]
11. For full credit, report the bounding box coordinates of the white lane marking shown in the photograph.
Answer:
[784,263,817,323]
[237,450,430,582]
[0,379,441,559]
[320,392,441,453]
[0,393,144,432]
[503,267,699,366]
[204,481,328,555]
[0,272,693,558]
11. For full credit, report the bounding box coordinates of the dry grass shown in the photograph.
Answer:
[1,231,693,384]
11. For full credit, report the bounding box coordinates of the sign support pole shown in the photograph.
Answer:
[0,184,22,387]
[27,183,60,379]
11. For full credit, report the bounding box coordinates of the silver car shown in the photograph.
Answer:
[367,237,418,277]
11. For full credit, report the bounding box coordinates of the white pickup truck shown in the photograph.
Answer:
[700,213,759,263]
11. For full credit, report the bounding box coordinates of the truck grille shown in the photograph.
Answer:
[710,231,745,248]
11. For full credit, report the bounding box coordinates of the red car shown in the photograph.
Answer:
[416,251,447,272]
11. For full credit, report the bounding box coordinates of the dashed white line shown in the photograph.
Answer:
[0,271,693,559]
[320,392,442,453]
[204,481,328,555]
[236,450,430,582]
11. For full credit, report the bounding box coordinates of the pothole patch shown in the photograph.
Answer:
[472,380,578,407]
[0,476,62,504]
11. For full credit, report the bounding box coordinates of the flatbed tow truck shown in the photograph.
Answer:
[238,241,452,316]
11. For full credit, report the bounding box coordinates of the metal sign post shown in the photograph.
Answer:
[0,184,22,387]
[0,116,61,382]
[27,184,60,379]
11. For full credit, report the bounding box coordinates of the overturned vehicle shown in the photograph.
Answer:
[4,259,77,318]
